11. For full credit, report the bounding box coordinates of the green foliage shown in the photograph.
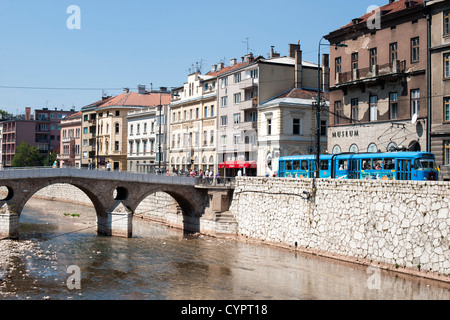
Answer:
[43,152,57,167]
[11,142,43,167]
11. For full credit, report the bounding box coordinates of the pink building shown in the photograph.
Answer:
[58,111,82,168]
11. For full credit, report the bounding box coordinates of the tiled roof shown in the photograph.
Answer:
[277,88,329,101]
[340,0,424,29]
[64,111,82,119]
[205,58,261,78]
[98,92,172,109]
[81,96,115,110]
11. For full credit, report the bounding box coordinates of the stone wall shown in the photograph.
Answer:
[230,177,449,278]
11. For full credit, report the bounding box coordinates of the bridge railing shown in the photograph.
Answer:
[0,167,197,186]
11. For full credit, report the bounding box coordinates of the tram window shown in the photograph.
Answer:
[286,161,293,170]
[384,159,394,170]
[362,159,371,170]
[414,159,435,170]
[301,160,308,170]
[293,161,300,170]
[373,159,382,170]
[320,160,329,170]
[338,160,347,170]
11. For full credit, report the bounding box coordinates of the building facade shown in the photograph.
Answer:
[257,44,327,176]
[429,0,450,180]
[58,112,82,168]
[169,73,217,174]
[127,104,169,173]
[96,87,171,171]
[80,96,113,169]
[325,0,429,155]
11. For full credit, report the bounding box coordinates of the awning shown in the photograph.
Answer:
[219,161,257,169]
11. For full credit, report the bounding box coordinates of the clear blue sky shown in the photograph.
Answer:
[0,0,387,115]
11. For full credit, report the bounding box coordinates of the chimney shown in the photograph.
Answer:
[289,43,301,59]
[211,65,217,73]
[270,46,280,58]
[294,48,303,89]
[230,58,237,66]
[405,0,411,8]
[244,53,254,62]
[322,54,330,92]
[25,107,31,121]
[123,88,130,94]
[138,84,146,94]
[217,62,224,70]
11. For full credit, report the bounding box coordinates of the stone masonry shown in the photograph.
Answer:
[230,177,449,278]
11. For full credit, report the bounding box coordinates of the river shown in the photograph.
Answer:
[0,198,448,301]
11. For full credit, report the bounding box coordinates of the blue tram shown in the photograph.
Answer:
[278,151,439,181]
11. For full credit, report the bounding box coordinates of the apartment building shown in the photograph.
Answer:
[80,96,114,168]
[257,44,327,176]
[169,73,217,173]
[325,0,429,155]
[96,87,171,171]
[428,0,450,180]
[58,112,82,168]
[127,103,169,173]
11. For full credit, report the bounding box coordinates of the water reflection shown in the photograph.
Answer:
[0,201,448,300]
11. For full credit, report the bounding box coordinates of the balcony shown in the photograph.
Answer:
[238,121,257,131]
[239,78,258,90]
[239,99,257,111]
[334,60,407,88]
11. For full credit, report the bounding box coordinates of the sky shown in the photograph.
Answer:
[0,0,388,115]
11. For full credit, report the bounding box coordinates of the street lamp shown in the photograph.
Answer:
[315,37,347,179]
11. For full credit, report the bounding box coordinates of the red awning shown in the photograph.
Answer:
[219,161,257,169]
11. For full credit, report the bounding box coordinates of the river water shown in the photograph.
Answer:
[0,198,448,301]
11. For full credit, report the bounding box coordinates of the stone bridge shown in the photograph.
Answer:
[0,169,233,239]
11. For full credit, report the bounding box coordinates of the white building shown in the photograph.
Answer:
[127,105,168,173]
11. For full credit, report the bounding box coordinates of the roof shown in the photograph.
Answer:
[205,60,256,78]
[81,96,115,110]
[64,111,82,119]
[340,0,424,30]
[260,88,329,107]
[97,92,172,109]
[259,56,318,68]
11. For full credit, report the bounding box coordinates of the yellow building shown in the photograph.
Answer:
[96,87,171,171]
[169,73,217,173]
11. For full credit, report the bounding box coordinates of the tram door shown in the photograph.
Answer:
[396,159,411,180]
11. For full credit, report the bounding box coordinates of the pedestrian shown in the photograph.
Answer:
[237,169,242,177]
[216,172,220,184]
[106,161,111,171]
[52,160,58,168]
[88,160,92,170]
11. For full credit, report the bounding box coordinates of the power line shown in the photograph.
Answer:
[0,85,124,91]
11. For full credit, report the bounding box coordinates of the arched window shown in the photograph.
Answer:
[209,156,214,164]
[115,123,120,134]
[332,145,341,154]
[367,143,377,153]
[349,144,359,153]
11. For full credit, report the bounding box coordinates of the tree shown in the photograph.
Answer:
[11,142,43,167]
[43,152,57,167]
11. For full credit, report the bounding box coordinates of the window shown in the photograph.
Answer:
[335,101,342,124]
[211,105,214,117]
[234,93,241,104]
[335,57,341,74]
[115,111,120,116]
[411,89,420,116]
[115,141,119,151]
[204,106,208,118]
[293,118,301,135]
[267,119,272,135]
[444,11,449,35]
[210,130,214,145]
[444,97,450,122]
[390,93,398,120]
[203,131,207,146]
[411,37,420,62]
[221,77,228,88]
[389,43,398,65]
[369,48,377,68]
[320,120,327,136]
[351,53,358,70]
[445,141,450,165]
[221,115,228,126]
[233,113,241,124]
[250,69,258,79]
[221,96,228,107]
[351,98,359,123]
[444,53,450,79]
[249,111,257,122]
[370,96,378,121]
[196,108,199,119]
[84,115,88,121]
[221,135,227,145]
[320,160,329,170]
[233,134,240,145]
[234,73,241,83]
[83,127,88,134]
[115,123,119,134]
